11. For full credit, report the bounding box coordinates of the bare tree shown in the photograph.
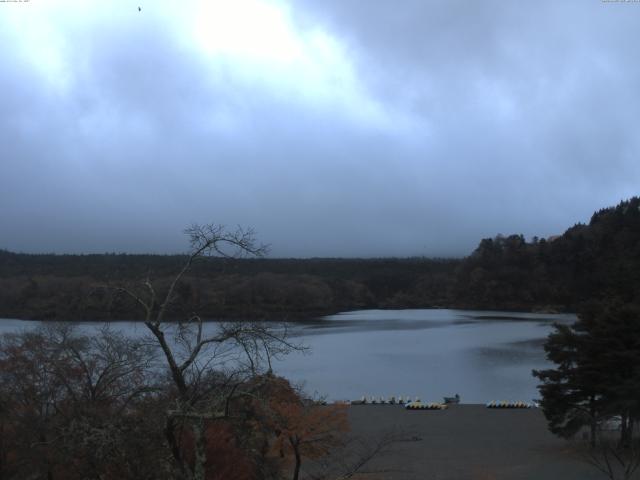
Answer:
[567,417,640,480]
[578,434,640,480]
[114,224,301,480]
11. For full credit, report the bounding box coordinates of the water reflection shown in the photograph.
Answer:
[0,309,576,403]
[275,309,576,403]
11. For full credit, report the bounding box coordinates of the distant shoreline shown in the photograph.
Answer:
[0,306,576,324]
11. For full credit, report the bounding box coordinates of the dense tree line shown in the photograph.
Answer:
[451,197,640,311]
[2,197,640,320]
[0,254,457,321]
[520,199,640,478]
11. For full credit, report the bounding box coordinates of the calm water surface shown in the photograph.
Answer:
[0,309,576,403]
[276,309,576,403]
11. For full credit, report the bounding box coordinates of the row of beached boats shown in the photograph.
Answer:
[406,402,449,410]
[351,395,537,409]
[351,395,421,405]
[351,394,461,406]
[485,400,533,409]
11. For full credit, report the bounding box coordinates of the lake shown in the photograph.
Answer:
[0,309,576,404]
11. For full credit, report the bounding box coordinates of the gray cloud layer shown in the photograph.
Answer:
[1,1,639,257]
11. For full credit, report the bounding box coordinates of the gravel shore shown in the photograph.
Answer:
[346,404,608,480]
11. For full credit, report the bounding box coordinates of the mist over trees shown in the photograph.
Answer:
[2,197,640,321]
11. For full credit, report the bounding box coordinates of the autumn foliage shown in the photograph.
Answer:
[0,327,350,480]
[250,375,350,480]
[0,225,354,480]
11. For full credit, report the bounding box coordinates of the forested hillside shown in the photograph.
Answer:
[451,197,640,311]
[0,254,457,320]
[2,197,639,320]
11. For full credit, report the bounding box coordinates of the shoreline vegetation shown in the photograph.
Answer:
[1,197,639,322]
[0,305,571,324]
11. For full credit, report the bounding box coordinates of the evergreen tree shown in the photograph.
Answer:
[533,321,603,446]
[534,302,640,447]
[580,303,640,447]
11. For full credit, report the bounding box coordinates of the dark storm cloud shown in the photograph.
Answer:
[1,1,639,257]
[291,0,640,234]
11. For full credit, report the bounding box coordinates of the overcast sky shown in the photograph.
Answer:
[1,0,639,257]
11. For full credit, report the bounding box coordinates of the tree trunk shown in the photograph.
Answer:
[164,416,188,479]
[589,399,598,448]
[193,420,207,480]
[0,421,4,480]
[590,420,597,448]
[619,412,630,449]
[290,437,301,480]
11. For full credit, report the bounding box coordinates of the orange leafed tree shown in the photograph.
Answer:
[256,375,350,480]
